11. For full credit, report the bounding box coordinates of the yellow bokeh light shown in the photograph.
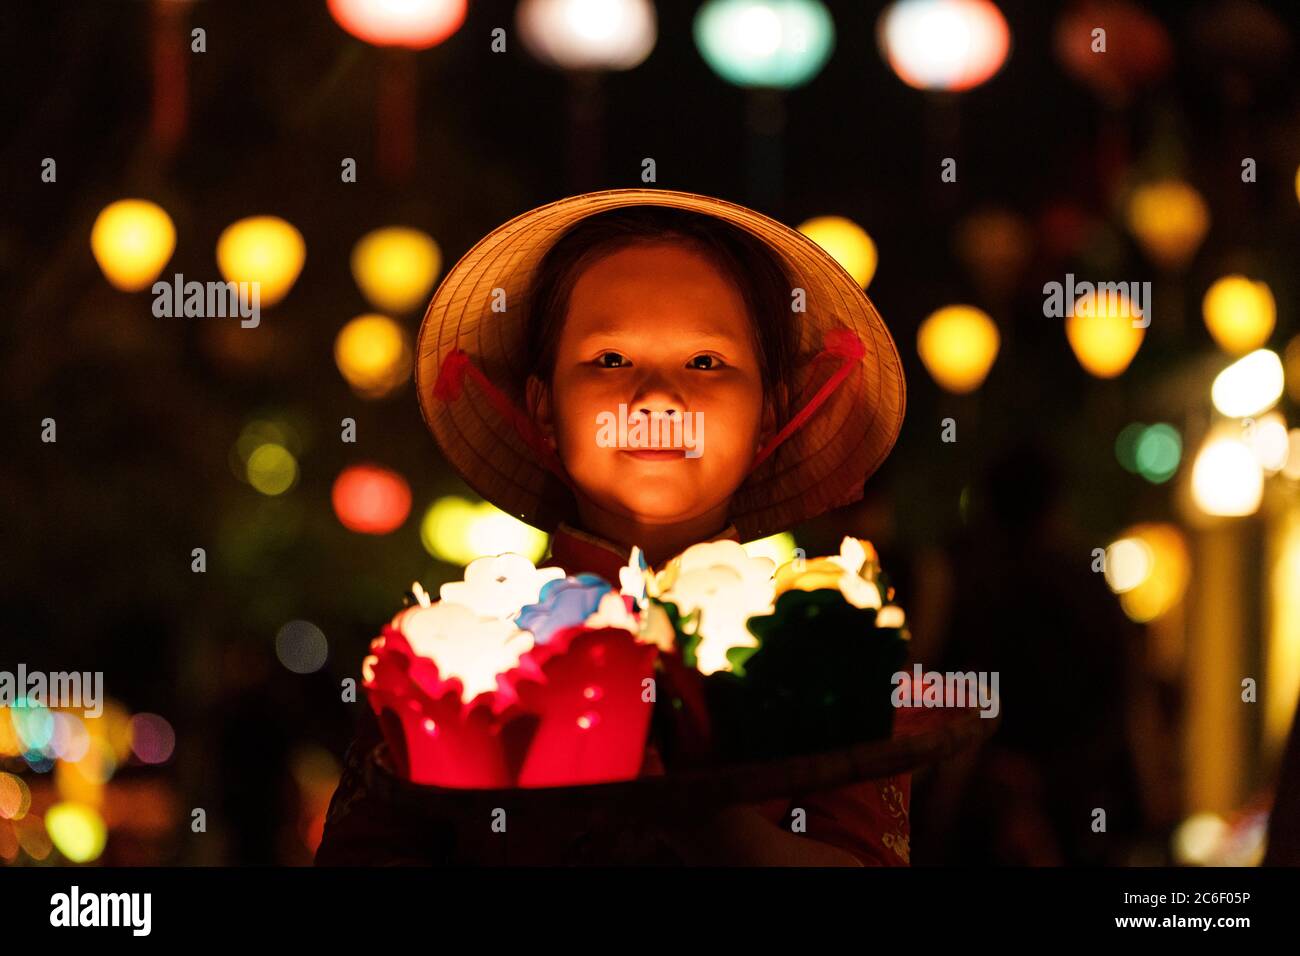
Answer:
[1202,275,1275,355]
[85,699,134,763]
[1065,292,1144,378]
[350,227,442,314]
[420,496,548,566]
[1172,812,1227,865]
[55,756,105,807]
[1114,523,1190,623]
[1191,428,1264,518]
[334,314,412,398]
[45,802,107,864]
[90,199,177,292]
[1125,180,1209,271]
[1284,430,1300,482]
[1282,334,1300,403]
[216,216,306,308]
[1103,537,1152,593]
[917,305,1000,394]
[0,772,31,820]
[797,216,878,289]
[1211,349,1284,419]
[246,443,298,496]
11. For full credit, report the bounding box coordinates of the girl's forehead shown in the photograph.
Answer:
[563,245,751,336]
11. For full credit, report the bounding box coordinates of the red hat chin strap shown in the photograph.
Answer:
[432,328,866,493]
[432,349,576,491]
[746,328,866,475]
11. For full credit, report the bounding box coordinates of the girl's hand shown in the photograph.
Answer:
[665,803,864,867]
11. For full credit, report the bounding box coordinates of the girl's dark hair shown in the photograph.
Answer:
[522,206,798,425]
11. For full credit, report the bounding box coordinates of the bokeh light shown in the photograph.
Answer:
[0,773,31,820]
[129,713,176,765]
[1107,523,1190,623]
[1115,421,1145,474]
[420,496,549,565]
[1103,536,1152,593]
[517,0,657,70]
[327,0,466,49]
[334,314,413,399]
[1211,349,1284,419]
[1191,429,1264,518]
[1247,412,1289,474]
[275,621,330,675]
[878,0,1011,92]
[332,464,413,534]
[216,216,306,309]
[1125,179,1209,271]
[1065,291,1144,378]
[45,802,107,863]
[1135,423,1181,484]
[245,443,299,496]
[90,199,177,292]
[917,305,1000,394]
[694,0,835,89]
[1202,275,1275,355]
[798,216,878,288]
[350,227,442,314]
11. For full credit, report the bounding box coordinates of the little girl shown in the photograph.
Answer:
[316,189,909,866]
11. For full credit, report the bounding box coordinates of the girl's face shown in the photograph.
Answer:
[529,242,773,532]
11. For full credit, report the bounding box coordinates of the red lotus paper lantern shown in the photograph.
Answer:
[508,623,658,788]
[364,627,537,787]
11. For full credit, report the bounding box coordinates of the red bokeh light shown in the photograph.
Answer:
[332,464,412,535]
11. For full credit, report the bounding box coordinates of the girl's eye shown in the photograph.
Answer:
[688,354,723,370]
[598,351,628,368]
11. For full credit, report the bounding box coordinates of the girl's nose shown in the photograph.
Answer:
[630,369,686,417]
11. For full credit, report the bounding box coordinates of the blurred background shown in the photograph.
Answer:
[3,0,1299,866]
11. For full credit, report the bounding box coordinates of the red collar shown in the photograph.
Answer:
[545,521,742,582]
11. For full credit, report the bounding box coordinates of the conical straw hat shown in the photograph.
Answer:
[415,188,905,541]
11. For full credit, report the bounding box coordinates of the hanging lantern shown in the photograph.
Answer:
[694,0,835,89]
[350,227,441,314]
[1065,291,1144,378]
[90,199,176,292]
[1126,179,1209,271]
[517,0,657,71]
[878,0,1011,92]
[797,216,878,289]
[917,305,1000,394]
[327,0,466,49]
[215,216,306,308]
[1202,275,1276,355]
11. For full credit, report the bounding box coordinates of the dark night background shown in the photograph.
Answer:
[3,0,1299,865]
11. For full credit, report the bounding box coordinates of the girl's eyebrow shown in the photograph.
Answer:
[574,328,745,347]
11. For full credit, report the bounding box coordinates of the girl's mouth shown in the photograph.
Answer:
[620,449,688,460]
